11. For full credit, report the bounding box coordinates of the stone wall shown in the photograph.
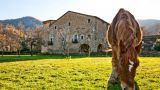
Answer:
[41,11,109,54]
[142,35,160,51]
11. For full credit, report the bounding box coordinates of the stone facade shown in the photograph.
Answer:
[41,11,109,54]
[142,35,160,51]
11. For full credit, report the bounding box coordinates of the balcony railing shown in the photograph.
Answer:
[48,41,53,45]
[72,39,78,43]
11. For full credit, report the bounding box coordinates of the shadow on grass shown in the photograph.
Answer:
[0,55,62,63]
[107,81,139,90]
[0,54,109,63]
[0,55,83,63]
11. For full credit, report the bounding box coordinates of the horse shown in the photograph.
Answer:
[107,8,142,90]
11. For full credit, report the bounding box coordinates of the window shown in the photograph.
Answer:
[88,35,91,39]
[80,35,84,40]
[68,22,71,26]
[50,38,53,45]
[55,26,57,29]
[72,34,78,43]
[62,38,65,46]
[88,19,91,23]
[48,34,54,45]
[81,36,84,40]
[48,40,53,45]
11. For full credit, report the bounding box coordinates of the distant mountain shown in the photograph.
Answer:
[138,19,160,26]
[138,19,160,36]
[0,16,43,31]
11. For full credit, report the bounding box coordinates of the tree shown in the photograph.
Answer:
[16,22,25,56]
[21,41,30,53]
[25,27,43,56]
[33,27,43,52]
[0,24,3,56]
[0,24,7,56]
[154,39,160,51]
[57,27,71,56]
[0,35,5,56]
[0,23,26,56]
[26,29,34,56]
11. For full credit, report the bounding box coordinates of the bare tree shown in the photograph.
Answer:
[33,27,43,52]
[57,27,71,56]
[25,27,43,56]
[25,29,34,56]
[16,22,25,56]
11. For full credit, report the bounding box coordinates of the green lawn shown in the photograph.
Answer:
[0,55,160,90]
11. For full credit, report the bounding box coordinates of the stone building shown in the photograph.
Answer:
[41,11,109,54]
[43,20,56,27]
[142,35,160,51]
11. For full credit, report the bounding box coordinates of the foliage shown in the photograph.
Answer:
[0,24,25,53]
[21,41,30,52]
[154,39,160,51]
[154,45,160,51]
[0,56,160,90]
[0,20,43,55]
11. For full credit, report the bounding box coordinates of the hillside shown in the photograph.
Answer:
[0,16,43,31]
[138,19,160,36]
[1,17,160,35]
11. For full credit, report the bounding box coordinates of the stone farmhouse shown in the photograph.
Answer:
[41,11,110,54]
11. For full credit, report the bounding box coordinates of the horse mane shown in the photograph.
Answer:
[109,8,142,77]
[108,8,142,48]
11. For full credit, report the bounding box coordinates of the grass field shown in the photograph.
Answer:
[0,55,160,90]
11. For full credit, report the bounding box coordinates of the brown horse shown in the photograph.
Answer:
[107,8,142,90]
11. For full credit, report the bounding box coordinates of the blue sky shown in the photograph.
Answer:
[1,0,160,22]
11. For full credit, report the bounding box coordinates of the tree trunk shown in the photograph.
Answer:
[17,45,21,57]
[19,49,21,56]
[18,49,20,57]
[88,48,91,57]
[67,47,69,57]
[30,42,33,56]
[17,49,20,57]
[2,48,4,57]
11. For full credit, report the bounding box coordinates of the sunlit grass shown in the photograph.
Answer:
[0,56,160,90]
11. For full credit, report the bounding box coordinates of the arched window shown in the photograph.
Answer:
[97,44,103,52]
[80,44,90,53]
